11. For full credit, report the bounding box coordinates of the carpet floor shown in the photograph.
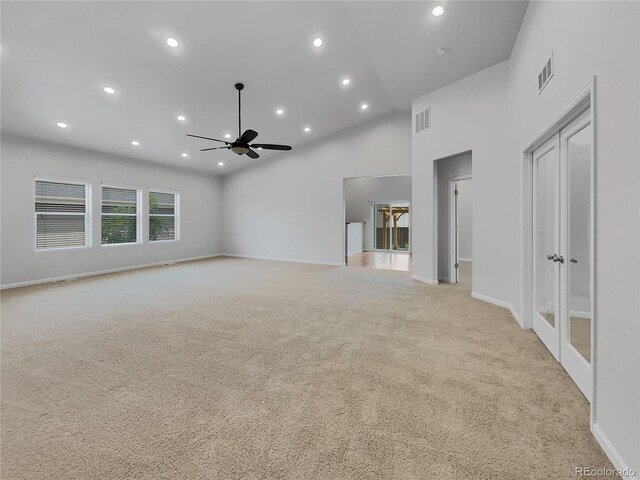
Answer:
[1,257,613,479]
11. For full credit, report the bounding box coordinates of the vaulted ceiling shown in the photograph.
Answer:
[1,1,528,174]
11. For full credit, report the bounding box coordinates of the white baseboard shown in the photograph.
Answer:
[458,258,472,262]
[472,291,523,328]
[411,274,438,285]
[592,423,637,480]
[221,253,343,267]
[0,253,224,290]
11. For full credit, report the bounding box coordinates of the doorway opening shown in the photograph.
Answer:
[434,151,472,288]
[343,175,411,272]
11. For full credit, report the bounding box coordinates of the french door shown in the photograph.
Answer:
[533,108,593,401]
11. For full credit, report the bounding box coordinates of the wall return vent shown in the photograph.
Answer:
[415,107,431,133]
[538,53,554,94]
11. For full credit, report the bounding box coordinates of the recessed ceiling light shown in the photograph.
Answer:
[177,115,186,122]
[217,161,224,166]
[275,108,284,116]
[313,38,323,48]
[360,103,369,110]
[131,140,140,146]
[166,37,179,48]
[224,133,232,139]
[432,6,445,16]
[181,153,188,158]
[56,122,68,129]
[304,126,311,133]
[437,46,449,56]
[103,86,116,95]
[342,78,351,86]
[257,147,263,150]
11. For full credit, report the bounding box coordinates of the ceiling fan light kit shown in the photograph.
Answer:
[187,83,292,161]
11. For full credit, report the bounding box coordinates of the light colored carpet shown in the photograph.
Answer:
[1,257,613,479]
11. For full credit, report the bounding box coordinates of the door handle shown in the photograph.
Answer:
[554,255,564,264]
[570,257,578,264]
[547,254,555,261]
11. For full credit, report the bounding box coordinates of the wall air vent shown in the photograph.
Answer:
[538,53,554,94]
[415,107,431,134]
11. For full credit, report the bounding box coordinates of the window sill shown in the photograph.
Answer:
[101,242,141,247]
[36,245,92,253]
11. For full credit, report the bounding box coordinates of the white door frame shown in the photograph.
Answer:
[449,174,472,283]
[521,78,597,407]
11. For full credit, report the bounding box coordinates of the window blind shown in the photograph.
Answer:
[149,191,176,241]
[101,186,139,245]
[35,180,89,250]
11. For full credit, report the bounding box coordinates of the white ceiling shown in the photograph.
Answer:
[1,1,528,174]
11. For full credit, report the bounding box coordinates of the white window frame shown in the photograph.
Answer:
[100,183,143,247]
[34,175,92,252]
[148,188,180,243]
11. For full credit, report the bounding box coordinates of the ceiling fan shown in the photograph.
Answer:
[187,83,292,159]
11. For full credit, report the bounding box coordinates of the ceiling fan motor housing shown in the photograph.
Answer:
[231,144,249,155]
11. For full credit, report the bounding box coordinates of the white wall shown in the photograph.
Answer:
[412,60,513,292]
[436,152,472,282]
[509,1,639,472]
[344,175,411,251]
[222,112,411,265]
[345,223,363,256]
[1,134,223,287]
[412,1,639,472]
[457,178,473,261]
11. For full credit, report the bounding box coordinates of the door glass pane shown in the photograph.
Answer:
[536,150,557,327]
[374,203,390,250]
[391,203,410,251]
[568,124,592,363]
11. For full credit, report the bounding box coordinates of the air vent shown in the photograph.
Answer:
[415,107,431,133]
[538,53,554,94]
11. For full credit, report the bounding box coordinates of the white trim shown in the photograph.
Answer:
[458,258,472,262]
[411,274,438,285]
[0,253,224,290]
[34,174,92,185]
[449,173,472,284]
[591,423,637,480]
[472,292,523,328]
[221,253,343,267]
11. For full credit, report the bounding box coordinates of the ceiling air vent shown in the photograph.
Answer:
[538,53,554,94]
[415,107,431,133]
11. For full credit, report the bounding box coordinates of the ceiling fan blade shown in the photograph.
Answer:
[187,134,227,143]
[251,143,292,151]
[246,149,260,159]
[240,129,259,144]
[200,146,230,152]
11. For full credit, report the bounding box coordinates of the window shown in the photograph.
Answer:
[149,191,178,241]
[101,186,140,245]
[35,179,91,250]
